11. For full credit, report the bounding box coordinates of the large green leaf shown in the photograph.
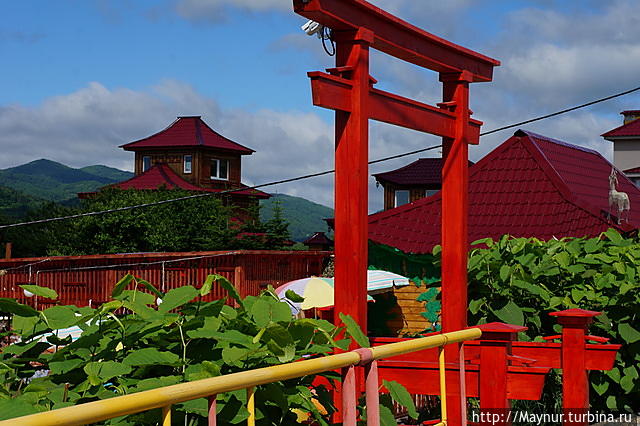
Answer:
[383,380,418,419]
[158,286,198,313]
[42,306,78,329]
[250,298,292,328]
[0,298,38,317]
[185,361,221,381]
[338,313,369,348]
[111,274,135,298]
[186,317,222,339]
[492,301,524,326]
[222,346,252,366]
[84,361,132,386]
[19,284,58,300]
[284,290,304,303]
[123,348,181,366]
[213,274,244,309]
[134,376,181,392]
[618,323,640,343]
[49,358,84,375]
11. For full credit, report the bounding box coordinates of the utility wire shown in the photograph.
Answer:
[0,145,443,230]
[1,84,639,231]
[480,85,640,136]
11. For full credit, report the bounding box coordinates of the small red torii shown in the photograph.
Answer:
[294,0,498,422]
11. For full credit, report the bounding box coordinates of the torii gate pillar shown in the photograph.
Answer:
[440,71,472,334]
[333,28,374,334]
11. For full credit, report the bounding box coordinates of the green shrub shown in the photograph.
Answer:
[0,275,347,424]
[420,229,640,413]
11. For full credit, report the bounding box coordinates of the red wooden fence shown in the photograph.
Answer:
[0,250,331,308]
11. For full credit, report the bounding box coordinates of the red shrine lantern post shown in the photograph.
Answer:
[294,0,499,423]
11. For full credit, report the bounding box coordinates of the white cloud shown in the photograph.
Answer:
[175,0,289,22]
[0,80,341,208]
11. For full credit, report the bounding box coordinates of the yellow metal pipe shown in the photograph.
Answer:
[2,329,481,426]
[3,351,360,426]
[162,405,171,426]
[369,328,481,361]
[247,387,255,426]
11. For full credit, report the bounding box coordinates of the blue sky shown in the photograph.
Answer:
[1,0,639,211]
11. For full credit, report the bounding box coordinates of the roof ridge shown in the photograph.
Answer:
[194,117,204,146]
[602,118,640,138]
[198,118,255,153]
[373,157,442,177]
[517,131,631,229]
[119,117,180,148]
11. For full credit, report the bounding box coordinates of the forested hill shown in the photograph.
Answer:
[0,159,133,202]
[260,193,334,242]
[0,185,48,219]
[0,160,334,243]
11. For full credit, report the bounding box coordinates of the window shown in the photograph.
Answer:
[210,158,229,180]
[395,190,410,207]
[142,156,151,172]
[183,155,192,174]
[425,189,439,197]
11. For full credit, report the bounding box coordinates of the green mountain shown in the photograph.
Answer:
[260,193,334,242]
[0,159,133,202]
[80,165,134,182]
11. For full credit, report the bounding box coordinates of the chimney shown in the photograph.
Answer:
[621,110,640,125]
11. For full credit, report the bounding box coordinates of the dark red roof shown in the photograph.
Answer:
[368,130,639,254]
[602,118,640,139]
[373,158,474,186]
[121,116,254,154]
[86,164,269,198]
[624,166,640,174]
[303,232,333,246]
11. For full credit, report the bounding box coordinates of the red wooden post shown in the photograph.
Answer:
[365,360,380,426]
[549,308,600,426]
[333,28,373,338]
[440,70,473,426]
[477,323,527,425]
[208,395,217,426]
[342,365,358,426]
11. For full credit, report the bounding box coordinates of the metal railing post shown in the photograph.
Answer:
[342,365,357,426]
[247,387,255,426]
[161,405,171,426]
[365,360,380,426]
[208,395,217,426]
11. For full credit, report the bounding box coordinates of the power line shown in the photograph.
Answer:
[1,83,639,231]
[480,85,640,136]
[0,145,444,230]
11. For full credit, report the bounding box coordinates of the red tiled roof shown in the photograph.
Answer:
[373,158,474,186]
[602,118,640,138]
[89,164,269,198]
[368,130,639,254]
[303,232,333,245]
[120,116,254,154]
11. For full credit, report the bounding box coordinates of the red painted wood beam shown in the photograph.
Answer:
[308,71,482,143]
[293,0,499,82]
[376,361,549,400]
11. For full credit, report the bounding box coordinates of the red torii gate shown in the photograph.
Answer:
[293,0,499,334]
[294,0,499,422]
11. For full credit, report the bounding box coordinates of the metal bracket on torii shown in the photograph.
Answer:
[294,0,499,424]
